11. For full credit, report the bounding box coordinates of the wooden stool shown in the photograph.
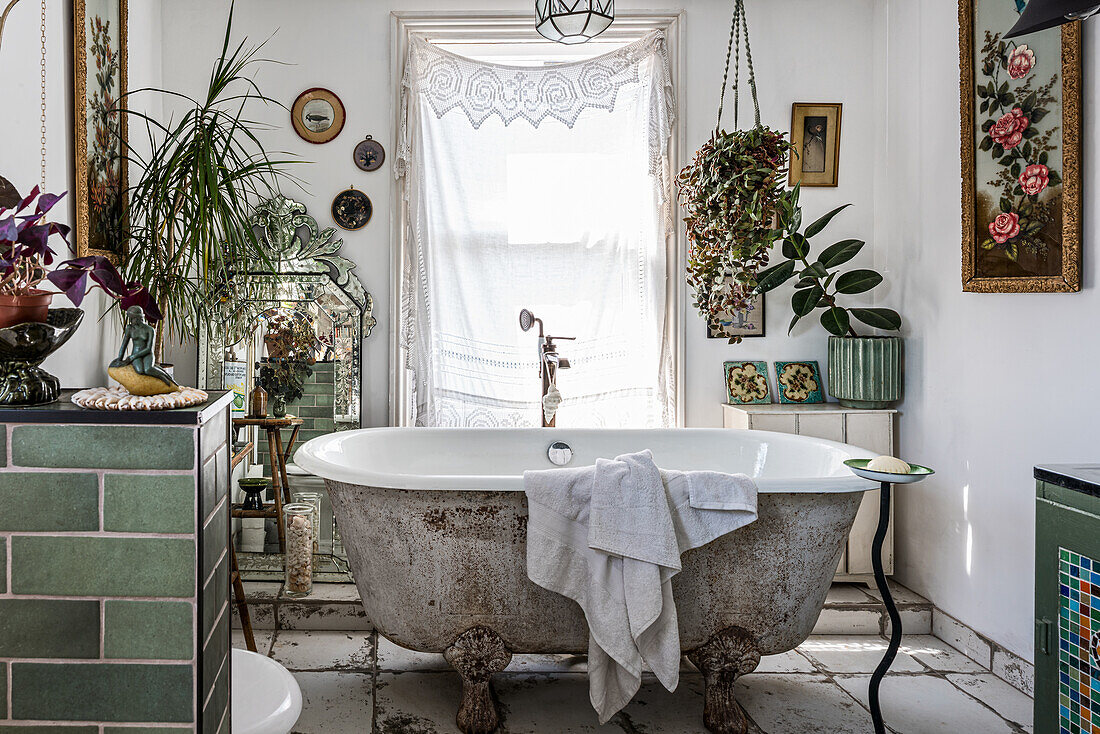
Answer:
[229,416,303,653]
[232,416,304,554]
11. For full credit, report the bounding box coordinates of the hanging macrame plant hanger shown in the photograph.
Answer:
[716,0,761,134]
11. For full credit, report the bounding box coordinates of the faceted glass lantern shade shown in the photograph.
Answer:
[535,0,614,44]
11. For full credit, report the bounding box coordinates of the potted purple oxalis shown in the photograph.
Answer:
[0,184,160,328]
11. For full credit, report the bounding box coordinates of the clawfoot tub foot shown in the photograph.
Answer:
[444,626,513,734]
[687,626,761,734]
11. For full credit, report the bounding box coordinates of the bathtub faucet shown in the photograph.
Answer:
[519,309,574,427]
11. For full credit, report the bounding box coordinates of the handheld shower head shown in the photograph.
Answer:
[519,309,544,336]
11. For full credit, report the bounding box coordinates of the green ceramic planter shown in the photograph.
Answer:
[827,336,902,409]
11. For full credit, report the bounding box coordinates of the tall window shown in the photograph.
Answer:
[395,27,678,428]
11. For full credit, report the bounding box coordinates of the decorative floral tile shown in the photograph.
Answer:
[774,361,824,404]
[724,361,771,404]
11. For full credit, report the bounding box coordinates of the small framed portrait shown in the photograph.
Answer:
[789,103,842,187]
[724,361,771,405]
[707,294,765,340]
[291,88,346,144]
[775,361,824,404]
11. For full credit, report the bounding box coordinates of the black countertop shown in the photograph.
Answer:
[0,390,233,425]
[1035,464,1100,497]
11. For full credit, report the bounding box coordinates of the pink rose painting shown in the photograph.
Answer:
[972,28,1066,273]
[988,212,1020,243]
[989,108,1029,150]
[1007,44,1035,79]
[1018,164,1049,196]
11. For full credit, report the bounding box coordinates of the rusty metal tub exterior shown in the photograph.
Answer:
[296,428,874,734]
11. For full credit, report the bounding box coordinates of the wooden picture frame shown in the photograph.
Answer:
[74,0,128,262]
[291,88,346,145]
[789,103,841,187]
[959,0,1081,293]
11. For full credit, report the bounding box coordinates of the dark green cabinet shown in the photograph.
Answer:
[1035,465,1100,734]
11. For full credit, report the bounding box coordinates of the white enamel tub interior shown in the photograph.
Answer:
[295,427,875,492]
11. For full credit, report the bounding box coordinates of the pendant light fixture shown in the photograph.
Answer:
[535,0,614,44]
[1005,0,1100,37]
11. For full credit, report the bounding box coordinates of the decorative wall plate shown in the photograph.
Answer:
[353,135,385,172]
[331,188,372,231]
[291,88,345,144]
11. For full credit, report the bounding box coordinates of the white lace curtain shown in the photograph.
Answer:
[396,32,675,428]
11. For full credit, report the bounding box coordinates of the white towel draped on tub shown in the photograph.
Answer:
[523,449,758,722]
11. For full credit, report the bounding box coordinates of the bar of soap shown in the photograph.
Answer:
[867,455,912,474]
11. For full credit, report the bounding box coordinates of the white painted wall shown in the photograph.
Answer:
[0,0,162,388]
[882,0,1100,660]
[157,0,881,430]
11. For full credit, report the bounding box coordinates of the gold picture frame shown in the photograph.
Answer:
[291,88,346,145]
[789,103,841,187]
[959,0,1081,293]
[74,0,128,262]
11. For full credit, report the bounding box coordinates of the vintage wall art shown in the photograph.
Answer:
[706,293,765,339]
[74,0,128,260]
[959,0,1081,292]
[292,88,346,144]
[331,187,372,231]
[788,103,841,187]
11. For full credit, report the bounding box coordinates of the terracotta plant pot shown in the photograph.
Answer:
[0,290,54,329]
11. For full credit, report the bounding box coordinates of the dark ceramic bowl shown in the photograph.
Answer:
[0,308,85,364]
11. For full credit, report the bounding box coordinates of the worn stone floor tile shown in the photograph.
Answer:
[231,602,275,631]
[901,635,986,673]
[290,672,373,734]
[373,671,465,734]
[933,610,993,668]
[864,581,932,606]
[240,580,283,601]
[736,673,873,734]
[947,673,1034,733]
[753,648,818,673]
[375,635,449,672]
[824,583,878,605]
[835,673,1017,734]
[991,646,1034,697]
[271,630,374,672]
[797,636,924,673]
[231,627,275,656]
[278,601,372,630]
[887,607,933,636]
[811,607,882,635]
[282,582,362,603]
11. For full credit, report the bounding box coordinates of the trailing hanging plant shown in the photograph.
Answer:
[753,185,902,337]
[677,0,792,342]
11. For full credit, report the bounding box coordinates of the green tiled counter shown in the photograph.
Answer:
[0,391,234,733]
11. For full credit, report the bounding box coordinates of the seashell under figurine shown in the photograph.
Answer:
[72,306,207,411]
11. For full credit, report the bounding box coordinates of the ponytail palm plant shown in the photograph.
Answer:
[120,4,293,360]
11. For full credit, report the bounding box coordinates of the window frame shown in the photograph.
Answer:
[389,10,686,427]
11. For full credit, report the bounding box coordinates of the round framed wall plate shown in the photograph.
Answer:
[331,188,372,231]
[353,135,385,172]
[291,88,346,144]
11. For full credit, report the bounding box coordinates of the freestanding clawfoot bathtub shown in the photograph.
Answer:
[296,428,874,734]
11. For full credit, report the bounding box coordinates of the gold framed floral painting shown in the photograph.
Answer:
[74,0,128,261]
[789,103,841,187]
[959,0,1081,292]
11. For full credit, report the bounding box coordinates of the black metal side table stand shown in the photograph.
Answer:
[844,459,935,734]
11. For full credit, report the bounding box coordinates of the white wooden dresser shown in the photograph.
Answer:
[722,403,897,585]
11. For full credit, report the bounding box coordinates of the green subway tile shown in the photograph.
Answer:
[0,429,7,467]
[12,425,195,470]
[104,600,193,660]
[105,729,192,734]
[302,381,333,395]
[0,728,99,733]
[0,538,6,593]
[202,505,227,581]
[12,537,194,597]
[0,600,99,658]
[312,419,335,432]
[103,474,195,534]
[201,654,228,734]
[12,663,193,723]
[202,608,229,701]
[1,661,5,718]
[298,406,333,419]
[0,473,98,531]
[314,394,335,408]
[202,552,228,644]
[201,410,228,462]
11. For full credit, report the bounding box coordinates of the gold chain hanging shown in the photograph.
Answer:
[39,0,46,188]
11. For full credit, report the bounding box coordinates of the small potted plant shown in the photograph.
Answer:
[754,186,903,408]
[257,312,316,417]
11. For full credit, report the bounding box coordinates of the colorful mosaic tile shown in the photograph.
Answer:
[1058,547,1100,734]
